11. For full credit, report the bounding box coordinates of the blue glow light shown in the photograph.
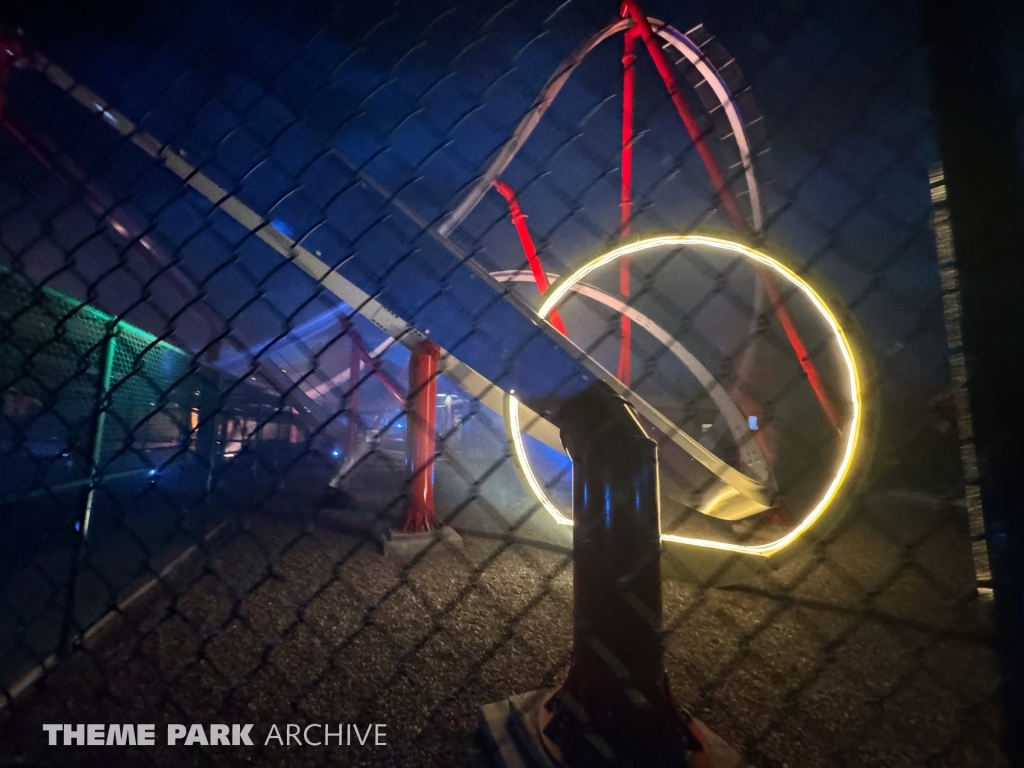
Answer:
[148,468,158,476]
[331,449,341,458]
[270,219,294,239]
[748,415,759,431]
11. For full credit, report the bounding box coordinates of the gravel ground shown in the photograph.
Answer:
[0,432,1007,768]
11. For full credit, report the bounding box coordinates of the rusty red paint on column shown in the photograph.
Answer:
[397,339,442,533]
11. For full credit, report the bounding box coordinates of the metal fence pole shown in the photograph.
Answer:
[923,0,1024,763]
[60,327,117,655]
[80,331,117,539]
[200,370,221,495]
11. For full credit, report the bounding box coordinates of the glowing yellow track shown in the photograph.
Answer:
[507,235,866,560]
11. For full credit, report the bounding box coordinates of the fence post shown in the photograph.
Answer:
[922,1,1024,762]
[199,370,221,495]
[80,330,118,539]
[396,339,442,533]
[199,343,223,496]
[60,327,117,654]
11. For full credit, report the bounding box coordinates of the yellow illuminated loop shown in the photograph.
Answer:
[509,234,864,558]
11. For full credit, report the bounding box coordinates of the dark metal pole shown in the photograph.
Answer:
[543,382,702,766]
[922,1,1024,763]
[199,369,221,495]
[61,328,117,654]
[80,331,117,539]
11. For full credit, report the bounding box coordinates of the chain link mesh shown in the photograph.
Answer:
[0,0,1012,765]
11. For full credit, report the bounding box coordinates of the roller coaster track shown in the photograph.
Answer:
[2,14,871,578]
[443,14,787,520]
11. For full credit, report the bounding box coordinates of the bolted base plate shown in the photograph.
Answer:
[479,689,747,768]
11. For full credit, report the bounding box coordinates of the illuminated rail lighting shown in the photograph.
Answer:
[511,234,864,558]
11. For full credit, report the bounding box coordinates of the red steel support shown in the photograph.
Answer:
[616,28,639,386]
[1,118,52,168]
[396,339,442,533]
[620,1,747,227]
[347,324,404,405]
[758,278,841,429]
[492,180,568,336]
[620,0,840,431]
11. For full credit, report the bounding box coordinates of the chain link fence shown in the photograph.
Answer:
[0,0,1014,765]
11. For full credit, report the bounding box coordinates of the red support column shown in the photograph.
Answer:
[620,1,747,227]
[758,277,842,430]
[620,0,840,431]
[396,339,442,533]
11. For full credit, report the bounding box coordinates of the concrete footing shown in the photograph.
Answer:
[480,692,558,768]
[382,525,463,559]
[480,689,746,768]
[316,507,393,543]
